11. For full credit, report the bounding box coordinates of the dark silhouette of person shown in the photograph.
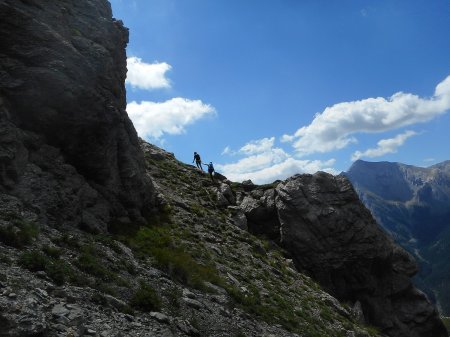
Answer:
[192,152,203,171]
[203,162,215,182]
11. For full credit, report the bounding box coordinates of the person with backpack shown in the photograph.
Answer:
[192,152,203,171]
[203,162,215,182]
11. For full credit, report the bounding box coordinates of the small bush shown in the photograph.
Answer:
[19,251,48,272]
[190,203,206,217]
[165,286,182,314]
[51,234,80,249]
[76,246,116,282]
[129,282,161,312]
[95,235,123,254]
[42,245,62,258]
[19,250,76,286]
[45,260,76,286]
[129,226,222,290]
[0,221,38,248]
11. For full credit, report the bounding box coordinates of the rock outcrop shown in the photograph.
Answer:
[0,0,154,231]
[235,172,447,337]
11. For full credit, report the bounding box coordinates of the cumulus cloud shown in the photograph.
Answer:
[283,75,450,156]
[126,57,171,90]
[351,130,418,161]
[239,137,276,155]
[216,138,336,184]
[127,98,215,139]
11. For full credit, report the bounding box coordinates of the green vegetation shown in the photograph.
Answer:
[75,245,116,282]
[42,245,62,259]
[129,281,161,312]
[0,220,38,248]
[126,225,223,290]
[190,203,206,217]
[18,250,77,286]
[51,233,81,249]
[442,317,450,331]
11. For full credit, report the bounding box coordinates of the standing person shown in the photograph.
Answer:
[192,152,203,171]
[204,162,215,182]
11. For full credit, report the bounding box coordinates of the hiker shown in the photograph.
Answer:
[192,152,203,171]
[203,162,215,182]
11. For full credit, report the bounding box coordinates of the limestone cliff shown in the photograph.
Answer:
[0,0,154,232]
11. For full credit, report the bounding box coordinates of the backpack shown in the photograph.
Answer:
[194,154,201,161]
[208,163,214,173]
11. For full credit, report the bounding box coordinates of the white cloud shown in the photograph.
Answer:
[127,98,215,139]
[216,138,336,184]
[239,137,276,155]
[126,57,171,90]
[351,130,418,161]
[221,146,232,156]
[283,75,450,156]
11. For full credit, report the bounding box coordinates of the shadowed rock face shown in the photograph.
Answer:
[346,160,450,315]
[237,172,447,337]
[0,0,154,231]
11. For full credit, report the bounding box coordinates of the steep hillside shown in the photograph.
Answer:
[0,140,387,337]
[346,160,450,314]
[0,1,447,337]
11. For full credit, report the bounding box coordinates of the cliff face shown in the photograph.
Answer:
[236,172,447,337]
[346,160,450,315]
[0,0,154,231]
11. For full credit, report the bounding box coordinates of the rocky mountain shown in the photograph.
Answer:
[346,160,450,315]
[0,0,155,233]
[0,1,447,337]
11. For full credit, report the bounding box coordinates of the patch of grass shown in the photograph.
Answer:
[45,259,77,286]
[190,203,206,218]
[18,250,48,272]
[127,226,223,290]
[18,250,77,286]
[75,245,116,282]
[95,235,123,254]
[0,221,38,248]
[129,281,161,312]
[42,245,62,259]
[51,234,80,249]
[165,286,182,314]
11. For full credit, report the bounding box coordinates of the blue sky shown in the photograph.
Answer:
[110,0,450,183]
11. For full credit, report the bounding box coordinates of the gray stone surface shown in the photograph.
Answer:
[0,0,155,231]
[236,171,447,337]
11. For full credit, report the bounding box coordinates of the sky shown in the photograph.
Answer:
[109,0,450,184]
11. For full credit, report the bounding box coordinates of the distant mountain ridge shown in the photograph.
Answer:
[345,159,450,314]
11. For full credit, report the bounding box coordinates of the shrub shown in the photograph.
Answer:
[0,221,38,248]
[129,282,161,312]
[129,226,222,290]
[51,234,80,249]
[76,246,116,282]
[19,250,76,286]
[19,251,48,271]
[42,245,62,258]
